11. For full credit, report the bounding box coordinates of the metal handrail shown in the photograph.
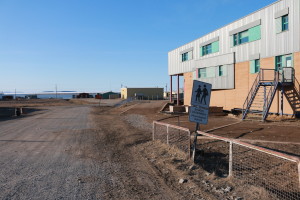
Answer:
[260,68,277,82]
[281,67,295,83]
[262,71,279,119]
[242,72,260,118]
[294,76,300,95]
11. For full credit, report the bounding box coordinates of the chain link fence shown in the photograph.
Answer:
[197,131,300,200]
[152,121,191,158]
[152,121,300,199]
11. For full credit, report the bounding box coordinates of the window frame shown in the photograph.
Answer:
[282,15,289,31]
[233,30,249,46]
[202,44,212,56]
[198,68,207,78]
[275,56,282,71]
[239,30,249,44]
[218,65,224,76]
[285,55,292,67]
[181,51,193,62]
[182,52,188,62]
[254,59,260,73]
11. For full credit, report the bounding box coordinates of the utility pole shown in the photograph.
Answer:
[15,89,16,100]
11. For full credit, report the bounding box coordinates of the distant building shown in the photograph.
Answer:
[2,95,14,100]
[25,95,38,99]
[101,91,120,99]
[121,88,164,100]
[76,93,91,98]
[164,88,184,100]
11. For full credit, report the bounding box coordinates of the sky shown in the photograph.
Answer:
[0,0,276,93]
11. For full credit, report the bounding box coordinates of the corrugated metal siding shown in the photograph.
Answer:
[168,0,300,75]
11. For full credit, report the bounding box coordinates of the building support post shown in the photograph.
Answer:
[298,162,300,189]
[170,75,173,103]
[177,74,180,106]
[263,86,266,121]
[281,86,284,116]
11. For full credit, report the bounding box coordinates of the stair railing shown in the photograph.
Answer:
[262,71,279,120]
[242,71,260,119]
[294,76,300,95]
[282,67,295,83]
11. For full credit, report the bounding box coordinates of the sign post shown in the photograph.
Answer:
[189,80,212,162]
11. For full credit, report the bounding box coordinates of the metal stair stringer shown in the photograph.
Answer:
[283,77,300,116]
[262,74,279,120]
[242,73,261,120]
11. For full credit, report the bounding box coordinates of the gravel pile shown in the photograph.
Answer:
[123,114,152,132]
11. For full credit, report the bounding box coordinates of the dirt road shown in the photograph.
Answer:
[0,105,194,200]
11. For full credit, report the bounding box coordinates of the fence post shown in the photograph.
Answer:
[152,122,155,141]
[167,125,169,145]
[298,162,300,189]
[229,141,233,177]
[188,131,191,159]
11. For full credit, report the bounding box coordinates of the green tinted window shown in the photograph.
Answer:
[275,56,282,71]
[218,66,224,76]
[282,15,289,31]
[239,30,249,44]
[202,44,212,56]
[254,59,260,73]
[198,68,207,78]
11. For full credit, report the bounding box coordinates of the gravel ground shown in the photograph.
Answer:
[0,105,193,199]
[122,114,152,132]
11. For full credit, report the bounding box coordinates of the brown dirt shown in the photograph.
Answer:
[122,101,300,155]
[1,99,299,199]
[120,100,300,199]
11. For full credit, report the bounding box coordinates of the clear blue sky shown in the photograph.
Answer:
[0,0,275,93]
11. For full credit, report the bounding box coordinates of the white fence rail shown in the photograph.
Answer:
[152,121,191,158]
[152,121,300,199]
[197,130,300,200]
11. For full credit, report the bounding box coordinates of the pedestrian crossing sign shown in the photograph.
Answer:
[190,80,212,108]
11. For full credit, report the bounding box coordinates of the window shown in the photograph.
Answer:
[233,34,239,46]
[276,15,289,33]
[233,30,249,46]
[239,30,249,44]
[250,59,260,74]
[202,44,212,56]
[182,52,188,62]
[200,40,219,56]
[198,68,207,78]
[181,51,192,62]
[286,55,292,67]
[275,54,293,71]
[218,66,224,76]
[282,15,289,31]
[232,25,261,46]
[275,56,282,71]
[254,59,260,73]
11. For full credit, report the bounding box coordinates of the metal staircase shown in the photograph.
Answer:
[283,77,300,116]
[243,67,300,120]
[242,69,279,121]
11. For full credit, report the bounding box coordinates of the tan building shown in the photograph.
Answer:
[121,88,164,100]
[168,0,300,119]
